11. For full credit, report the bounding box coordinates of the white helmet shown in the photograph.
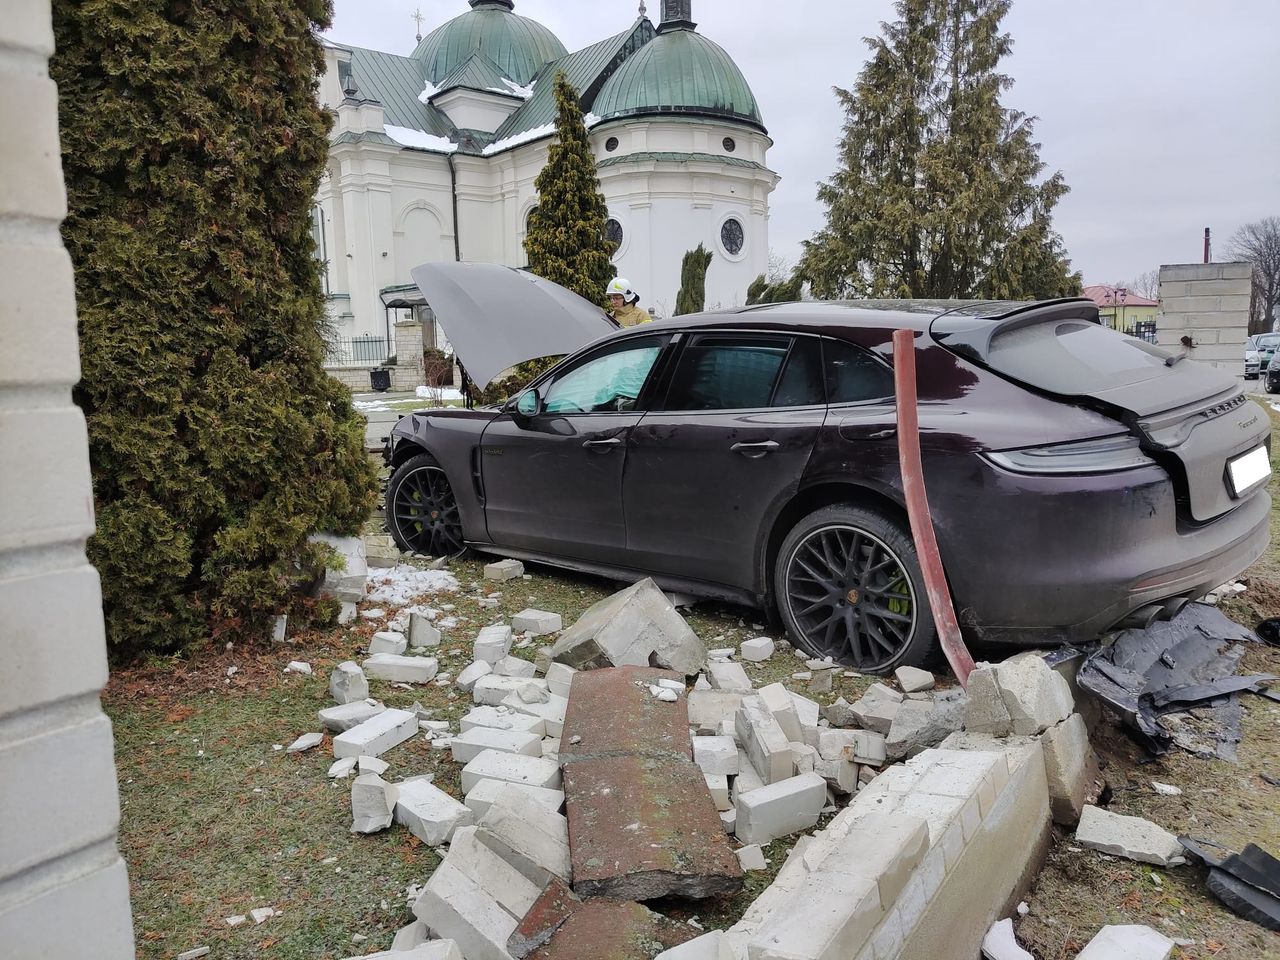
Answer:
[607,277,638,303]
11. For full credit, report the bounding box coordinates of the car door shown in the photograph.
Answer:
[480,334,672,563]
[623,332,826,590]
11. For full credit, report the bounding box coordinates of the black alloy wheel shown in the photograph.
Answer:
[775,505,936,673]
[386,452,465,557]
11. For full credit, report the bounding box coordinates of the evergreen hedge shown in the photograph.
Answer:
[52,0,379,657]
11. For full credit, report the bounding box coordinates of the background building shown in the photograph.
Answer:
[1083,284,1159,340]
[316,0,778,386]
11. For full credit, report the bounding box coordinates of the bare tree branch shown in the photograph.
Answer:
[1229,217,1280,335]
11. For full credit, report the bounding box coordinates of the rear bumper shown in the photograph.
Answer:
[938,458,1272,647]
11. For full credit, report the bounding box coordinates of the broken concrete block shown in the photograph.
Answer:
[964,664,1014,737]
[814,756,858,795]
[512,608,562,636]
[736,696,794,785]
[733,748,766,799]
[758,682,803,742]
[284,660,311,675]
[740,637,775,662]
[394,778,474,845]
[475,783,571,887]
[1042,713,1090,825]
[461,705,545,738]
[176,948,210,960]
[885,693,965,760]
[1076,806,1183,867]
[473,673,537,705]
[448,825,542,923]
[312,532,368,600]
[1075,924,1175,960]
[461,749,562,794]
[688,690,745,732]
[693,736,739,776]
[475,624,514,664]
[819,728,886,766]
[464,779,564,820]
[790,691,821,748]
[790,742,817,775]
[369,631,408,656]
[286,732,323,753]
[735,773,826,845]
[333,708,418,759]
[822,696,857,728]
[736,844,767,871]
[329,661,369,704]
[328,756,357,778]
[484,558,524,581]
[494,656,536,679]
[895,665,936,693]
[362,653,438,684]
[457,660,494,693]
[390,921,432,952]
[867,681,904,703]
[518,681,549,703]
[850,691,901,735]
[707,660,754,692]
[705,773,731,811]
[993,653,1074,736]
[413,858,518,960]
[501,691,568,737]
[409,613,441,649]
[549,578,706,675]
[358,755,389,775]
[720,809,737,834]
[451,727,543,764]
[982,918,1033,960]
[545,661,577,699]
[350,773,398,833]
[655,931,735,960]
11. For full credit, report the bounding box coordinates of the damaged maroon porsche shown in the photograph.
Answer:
[384,262,1271,674]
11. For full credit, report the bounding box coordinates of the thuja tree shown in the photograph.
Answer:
[800,0,1081,300]
[52,0,379,657]
[675,244,714,315]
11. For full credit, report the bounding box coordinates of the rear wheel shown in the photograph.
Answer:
[774,505,936,673]
[386,452,465,557]
[1266,378,1278,395]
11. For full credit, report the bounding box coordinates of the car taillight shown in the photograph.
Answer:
[984,435,1155,475]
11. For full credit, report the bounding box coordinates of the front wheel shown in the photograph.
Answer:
[1266,379,1278,395]
[774,505,936,674]
[386,452,466,557]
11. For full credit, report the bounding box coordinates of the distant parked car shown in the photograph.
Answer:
[384,263,1272,673]
[1245,336,1261,379]
[1266,355,1280,394]
[1254,333,1280,375]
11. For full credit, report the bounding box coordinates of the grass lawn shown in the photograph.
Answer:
[106,412,1280,960]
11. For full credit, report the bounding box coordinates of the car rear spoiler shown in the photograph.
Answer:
[929,298,1099,365]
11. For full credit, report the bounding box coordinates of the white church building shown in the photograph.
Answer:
[315,0,778,385]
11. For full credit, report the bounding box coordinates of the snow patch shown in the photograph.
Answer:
[500,77,535,99]
[483,122,555,155]
[583,112,603,128]
[416,385,464,401]
[385,125,458,153]
[1270,401,1280,415]
[417,80,439,103]
[366,566,461,607]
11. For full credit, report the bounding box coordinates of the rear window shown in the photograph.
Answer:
[824,338,895,404]
[983,319,1178,394]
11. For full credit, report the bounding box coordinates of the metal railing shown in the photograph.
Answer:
[325,335,390,367]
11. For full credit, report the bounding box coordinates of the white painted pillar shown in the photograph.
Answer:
[0,1,135,955]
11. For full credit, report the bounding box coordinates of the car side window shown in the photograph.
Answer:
[771,337,825,407]
[541,337,665,414]
[664,335,791,411]
[824,338,895,404]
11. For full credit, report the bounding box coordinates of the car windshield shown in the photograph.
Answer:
[1257,336,1280,349]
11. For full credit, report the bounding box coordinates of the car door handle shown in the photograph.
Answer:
[731,440,779,458]
[582,437,623,451]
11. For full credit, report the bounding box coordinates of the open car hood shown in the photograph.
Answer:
[410,262,619,388]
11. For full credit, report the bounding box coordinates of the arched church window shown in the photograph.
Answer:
[723,137,736,153]
[720,218,744,257]
[526,205,539,232]
[605,136,620,152]
[605,218,624,256]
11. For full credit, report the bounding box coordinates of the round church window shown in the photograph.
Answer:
[605,218,624,255]
[605,136,620,152]
[723,137,736,153]
[720,218,745,257]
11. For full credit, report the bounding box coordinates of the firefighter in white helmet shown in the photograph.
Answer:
[606,277,650,328]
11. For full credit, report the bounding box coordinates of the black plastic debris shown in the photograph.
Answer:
[1077,603,1277,760]
[1179,837,1280,931]
[1253,616,1280,646]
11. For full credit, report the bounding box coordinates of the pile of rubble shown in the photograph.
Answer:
[292,554,1194,959]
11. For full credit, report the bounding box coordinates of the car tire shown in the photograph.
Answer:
[1267,380,1278,395]
[774,505,937,674]
[386,451,466,558]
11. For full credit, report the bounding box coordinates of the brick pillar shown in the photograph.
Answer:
[0,2,136,955]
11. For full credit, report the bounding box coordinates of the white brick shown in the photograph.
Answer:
[790,691,822,748]
[736,696,793,785]
[412,859,517,960]
[739,637,775,662]
[0,71,66,221]
[474,624,514,663]
[493,655,536,679]
[735,773,826,845]
[0,409,94,552]
[790,742,817,775]
[705,773,732,811]
[333,708,418,758]
[318,700,385,732]
[460,705,545,738]
[500,691,567,737]
[472,673,535,705]
[814,756,857,795]
[369,631,407,656]
[362,653,438,684]
[457,660,493,693]
[746,871,880,960]
[446,826,541,921]
[450,727,542,764]
[655,931,735,959]
[707,660,753,692]
[475,783,571,887]
[464,779,563,820]
[460,750,562,793]
[545,661,577,698]
[394,779,473,845]
[0,242,80,387]
[758,682,803,742]
[408,614,441,648]
[512,608,562,635]
[483,558,524,581]
[693,735,739,776]
[688,690,745,731]
[0,858,134,960]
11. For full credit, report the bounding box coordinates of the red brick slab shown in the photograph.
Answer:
[509,878,578,959]
[559,666,692,765]
[564,754,743,900]
[526,897,697,960]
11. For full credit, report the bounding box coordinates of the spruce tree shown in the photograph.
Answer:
[525,73,615,304]
[52,0,379,657]
[675,245,714,315]
[799,0,1081,301]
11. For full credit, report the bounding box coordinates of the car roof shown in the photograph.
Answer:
[630,297,1094,336]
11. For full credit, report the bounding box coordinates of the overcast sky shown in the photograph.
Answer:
[326,0,1280,286]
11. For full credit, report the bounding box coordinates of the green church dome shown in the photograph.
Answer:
[592,25,764,131]
[413,0,567,87]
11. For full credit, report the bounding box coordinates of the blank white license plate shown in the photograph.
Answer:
[1228,446,1271,496]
